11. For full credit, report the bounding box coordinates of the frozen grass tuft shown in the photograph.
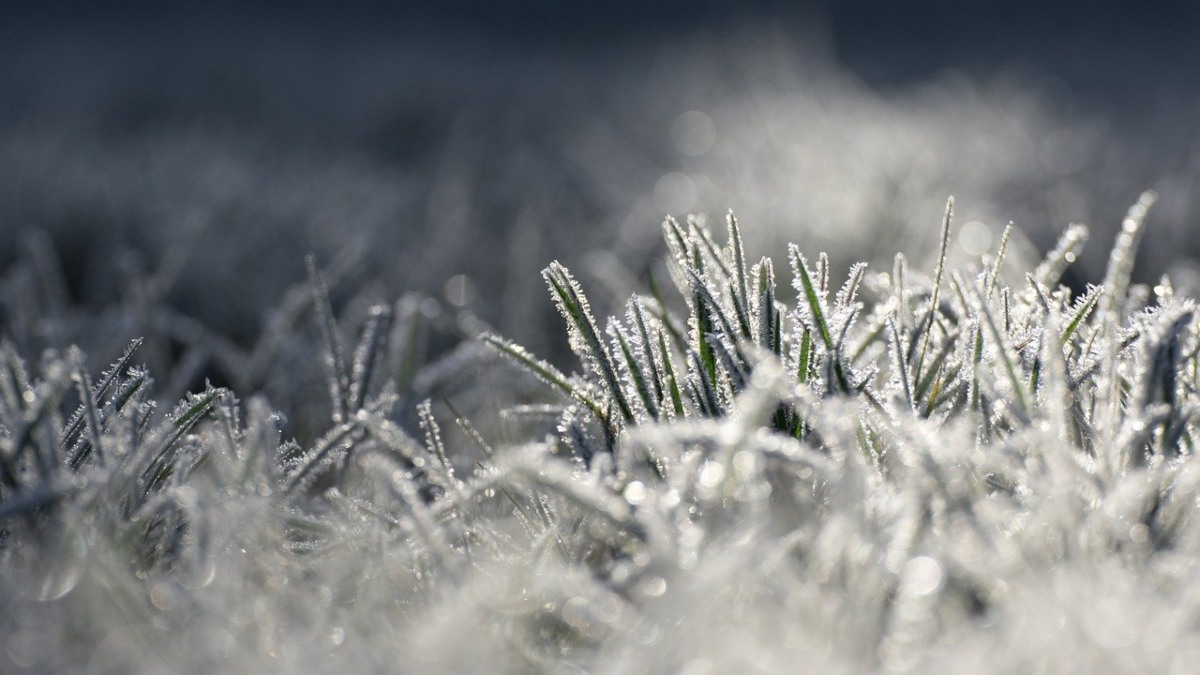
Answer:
[5,194,1200,672]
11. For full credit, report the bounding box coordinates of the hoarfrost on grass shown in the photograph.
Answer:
[5,192,1200,674]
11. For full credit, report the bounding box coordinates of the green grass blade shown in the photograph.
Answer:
[754,258,781,355]
[915,196,954,380]
[631,298,665,404]
[888,317,915,411]
[543,262,634,424]
[985,222,1013,299]
[789,246,852,394]
[481,333,608,425]
[610,319,657,420]
[1060,284,1103,348]
[726,212,754,339]
[656,327,686,417]
[789,245,834,350]
[797,327,813,384]
[955,272,1030,417]
[913,329,959,404]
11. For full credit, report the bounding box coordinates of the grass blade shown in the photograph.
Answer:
[543,262,634,424]
[348,303,393,412]
[482,333,608,425]
[1035,223,1089,288]
[307,255,350,424]
[915,196,954,380]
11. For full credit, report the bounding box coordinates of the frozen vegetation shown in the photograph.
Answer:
[6,187,1200,673]
[4,12,1200,671]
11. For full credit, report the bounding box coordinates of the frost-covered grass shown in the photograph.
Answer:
[5,191,1200,673]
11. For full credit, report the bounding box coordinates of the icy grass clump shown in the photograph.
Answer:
[5,194,1200,672]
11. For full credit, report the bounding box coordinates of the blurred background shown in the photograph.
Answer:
[2,0,1199,379]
